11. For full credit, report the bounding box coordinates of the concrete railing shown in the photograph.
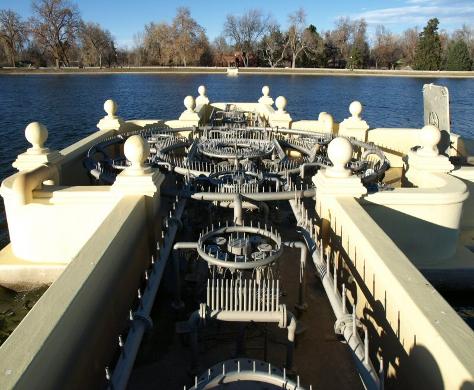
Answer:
[319,195,474,389]
[367,128,420,167]
[362,172,468,265]
[0,196,153,389]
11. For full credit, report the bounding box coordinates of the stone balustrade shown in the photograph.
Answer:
[311,130,473,389]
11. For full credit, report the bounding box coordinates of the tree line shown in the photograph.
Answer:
[1,0,473,71]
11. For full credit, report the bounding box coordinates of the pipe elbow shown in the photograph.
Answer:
[287,312,297,342]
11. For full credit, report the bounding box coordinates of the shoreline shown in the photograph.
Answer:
[1,66,474,78]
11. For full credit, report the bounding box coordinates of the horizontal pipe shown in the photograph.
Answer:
[173,242,198,250]
[191,188,315,202]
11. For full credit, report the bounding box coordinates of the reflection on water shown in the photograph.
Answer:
[0,285,48,346]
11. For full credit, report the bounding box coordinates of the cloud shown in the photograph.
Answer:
[351,0,474,30]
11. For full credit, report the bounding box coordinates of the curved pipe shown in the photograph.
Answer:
[283,241,308,310]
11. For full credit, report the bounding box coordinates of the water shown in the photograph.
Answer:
[0,73,473,340]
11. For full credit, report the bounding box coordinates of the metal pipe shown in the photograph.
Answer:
[283,241,308,311]
[109,199,187,390]
[288,199,380,389]
[191,188,315,202]
[173,242,198,250]
[233,193,243,225]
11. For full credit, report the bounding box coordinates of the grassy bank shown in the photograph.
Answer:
[1,66,474,78]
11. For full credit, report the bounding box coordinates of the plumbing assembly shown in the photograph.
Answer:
[89,107,389,390]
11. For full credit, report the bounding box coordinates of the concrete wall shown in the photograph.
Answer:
[362,172,468,266]
[0,196,152,389]
[318,196,474,389]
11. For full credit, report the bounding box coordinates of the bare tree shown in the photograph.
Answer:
[143,22,174,65]
[330,17,353,66]
[224,9,270,67]
[400,27,419,67]
[212,35,231,66]
[287,8,315,68]
[452,24,474,59]
[372,25,401,69]
[79,22,113,68]
[0,9,27,67]
[30,0,81,68]
[131,32,145,66]
[172,7,206,67]
[260,23,288,67]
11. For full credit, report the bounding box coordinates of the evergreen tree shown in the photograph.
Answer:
[349,46,363,69]
[414,18,442,70]
[446,39,472,70]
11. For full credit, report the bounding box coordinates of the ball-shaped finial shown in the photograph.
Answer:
[262,85,270,97]
[104,99,118,117]
[349,101,363,119]
[275,96,287,112]
[124,135,150,171]
[184,95,196,112]
[198,85,206,96]
[25,122,48,152]
[327,137,353,177]
[318,112,334,132]
[419,125,441,156]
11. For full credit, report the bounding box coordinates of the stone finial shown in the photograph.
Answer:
[104,99,118,117]
[275,96,287,113]
[405,123,453,178]
[97,99,125,131]
[338,101,369,141]
[326,137,353,178]
[123,135,150,175]
[196,85,210,106]
[318,112,334,133]
[349,101,363,119]
[418,125,441,157]
[25,122,49,154]
[184,96,196,112]
[13,122,61,171]
[258,85,274,106]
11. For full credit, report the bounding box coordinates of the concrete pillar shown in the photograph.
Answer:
[405,125,454,185]
[258,85,274,106]
[97,99,125,131]
[178,95,200,126]
[318,112,335,134]
[195,85,210,106]
[269,96,292,128]
[338,101,369,141]
[112,135,164,255]
[12,122,62,172]
[313,137,367,247]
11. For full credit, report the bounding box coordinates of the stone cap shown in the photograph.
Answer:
[13,122,61,171]
[97,99,125,131]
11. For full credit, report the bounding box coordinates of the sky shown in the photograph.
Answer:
[1,0,473,48]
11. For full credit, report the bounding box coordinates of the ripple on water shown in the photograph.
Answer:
[0,74,472,334]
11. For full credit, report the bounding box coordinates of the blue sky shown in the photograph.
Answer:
[1,0,473,48]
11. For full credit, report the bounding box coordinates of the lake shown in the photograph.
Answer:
[0,74,473,339]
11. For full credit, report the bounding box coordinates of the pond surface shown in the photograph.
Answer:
[0,74,473,341]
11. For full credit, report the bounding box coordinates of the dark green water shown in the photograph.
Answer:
[0,286,48,346]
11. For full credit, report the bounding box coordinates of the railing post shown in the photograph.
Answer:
[97,99,125,131]
[12,122,61,172]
